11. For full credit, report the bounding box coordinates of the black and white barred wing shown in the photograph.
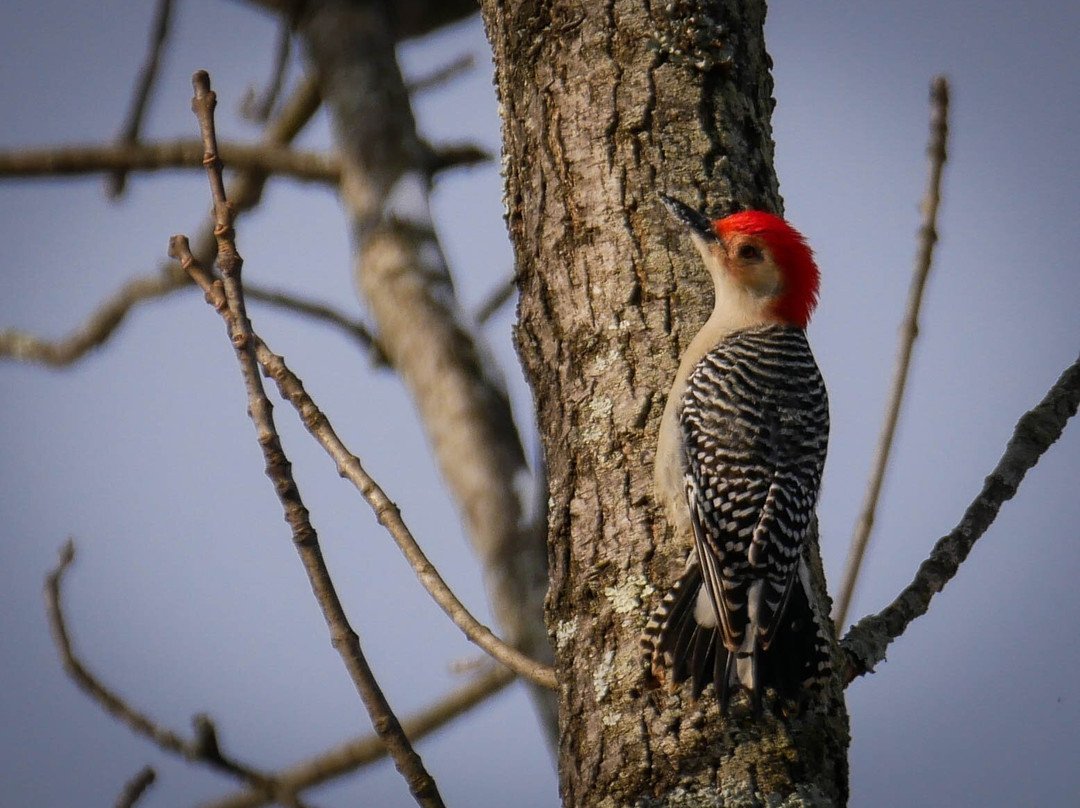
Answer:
[645,325,829,708]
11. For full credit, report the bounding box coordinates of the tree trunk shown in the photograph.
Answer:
[479,1,850,805]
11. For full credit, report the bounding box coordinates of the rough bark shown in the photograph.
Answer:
[480,2,849,806]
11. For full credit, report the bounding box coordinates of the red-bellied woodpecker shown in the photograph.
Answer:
[642,195,830,714]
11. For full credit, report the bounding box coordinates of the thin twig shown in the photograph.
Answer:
[406,53,475,95]
[833,76,951,629]
[176,233,556,690]
[44,541,314,808]
[243,286,382,360]
[242,15,293,122]
[0,140,338,183]
[474,273,517,325]
[0,279,373,368]
[113,766,156,808]
[0,271,189,365]
[425,142,491,175]
[199,666,514,808]
[180,69,447,808]
[107,0,173,197]
[840,353,1080,684]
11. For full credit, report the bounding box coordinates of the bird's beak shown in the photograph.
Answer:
[659,194,720,245]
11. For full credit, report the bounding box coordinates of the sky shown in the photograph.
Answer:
[1,1,1078,807]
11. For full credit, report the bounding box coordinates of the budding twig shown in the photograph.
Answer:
[180,69,452,808]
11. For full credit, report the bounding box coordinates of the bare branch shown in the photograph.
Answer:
[107,0,173,197]
[841,352,1080,683]
[179,70,447,808]
[833,76,951,629]
[174,232,555,689]
[0,140,338,183]
[407,53,475,95]
[243,286,382,358]
[44,541,315,808]
[113,766,156,808]
[0,270,189,366]
[0,275,376,368]
[474,273,517,325]
[199,667,514,808]
[235,0,480,42]
[0,76,323,368]
[256,325,560,688]
[242,14,294,122]
[425,141,491,175]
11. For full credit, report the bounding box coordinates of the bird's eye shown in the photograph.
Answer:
[737,244,763,262]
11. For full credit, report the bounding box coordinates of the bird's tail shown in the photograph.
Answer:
[641,565,738,711]
[641,561,831,714]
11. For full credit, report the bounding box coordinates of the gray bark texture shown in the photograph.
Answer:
[479,2,850,806]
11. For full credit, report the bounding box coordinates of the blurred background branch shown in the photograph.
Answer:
[106,0,173,197]
[201,667,513,808]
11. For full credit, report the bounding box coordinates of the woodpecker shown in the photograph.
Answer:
[642,195,830,714]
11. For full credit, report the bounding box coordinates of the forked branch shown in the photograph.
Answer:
[45,541,313,808]
[200,667,513,808]
[178,69,446,808]
[841,352,1080,683]
[173,232,556,690]
[0,75,324,368]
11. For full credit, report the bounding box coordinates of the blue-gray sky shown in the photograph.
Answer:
[1,2,1078,806]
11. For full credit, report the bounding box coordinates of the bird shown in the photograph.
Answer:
[642,194,831,714]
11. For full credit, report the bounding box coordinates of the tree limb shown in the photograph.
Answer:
[407,53,475,95]
[474,273,517,325]
[178,69,446,808]
[173,233,556,689]
[236,0,480,42]
[833,76,951,628]
[0,271,190,366]
[242,285,381,358]
[242,12,294,123]
[0,277,376,367]
[841,352,1080,683]
[107,0,173,197]
[299,0,556,735]
[0,75,323,367]
[0,140,338,183]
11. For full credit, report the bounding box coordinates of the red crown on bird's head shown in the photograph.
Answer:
[716,211,820,329]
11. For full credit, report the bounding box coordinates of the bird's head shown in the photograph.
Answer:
[660,195,820,329]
